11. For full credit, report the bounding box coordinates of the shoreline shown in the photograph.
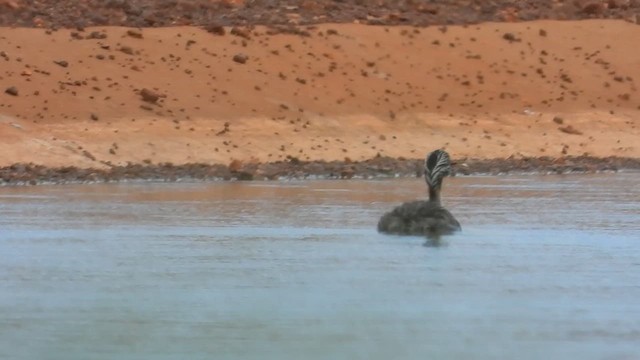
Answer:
[2,155,639,186]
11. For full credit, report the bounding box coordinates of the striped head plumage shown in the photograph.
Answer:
[424,149,452,188]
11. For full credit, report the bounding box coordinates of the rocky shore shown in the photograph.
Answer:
[1,0,639,29]
[2,155,638,186]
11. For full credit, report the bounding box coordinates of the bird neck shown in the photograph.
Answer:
[428,185,441,205]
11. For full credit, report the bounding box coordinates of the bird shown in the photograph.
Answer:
[377,149,461,240]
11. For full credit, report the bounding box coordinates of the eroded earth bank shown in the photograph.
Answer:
[1,0,639,183]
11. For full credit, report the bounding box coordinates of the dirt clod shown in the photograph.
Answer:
[232,53,248,64]
[4,86,18,96]
[139,88,161,103]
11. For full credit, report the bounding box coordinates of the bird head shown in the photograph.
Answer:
[424,149,452,189]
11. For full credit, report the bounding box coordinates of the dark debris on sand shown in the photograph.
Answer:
[2,156,639,186]
[1,0,639,29]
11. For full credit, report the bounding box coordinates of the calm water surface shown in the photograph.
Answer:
[1,174,639,360]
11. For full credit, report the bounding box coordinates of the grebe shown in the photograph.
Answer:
[377,149,461,239]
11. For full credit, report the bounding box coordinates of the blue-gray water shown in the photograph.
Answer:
[1,174,639,360]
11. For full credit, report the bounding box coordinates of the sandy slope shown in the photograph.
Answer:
[0,20,639,167]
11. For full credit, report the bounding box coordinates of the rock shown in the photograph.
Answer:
[4,86,18,96]
[216,122,230,136]
[559,125,583,135]
[87,31,107,39]
[70,31,84,40]
[553,116,564,124]
[205,24,225,35]
[340,167,355,179]
[119,46,134,55]
[227,160,241,173]
[54,60,68,67]
[235,171,254,181]
[90,113,99,121]
[126,29,143,39]
[82,150,96,161]
[230,27,251,39]
[502,32,520,42]
[232,53,248,64]
[1,1,20,10]
[139,88,160,103]
[582,2,605,15]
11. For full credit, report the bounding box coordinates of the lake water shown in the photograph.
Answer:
[1,173,639,360]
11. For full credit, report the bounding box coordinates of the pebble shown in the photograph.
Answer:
[120,46,134,55]
[139,88,160,103]
[126,29,143,39]
[205,24,225,36]
[232,53,248,64]
[5,86,18,96]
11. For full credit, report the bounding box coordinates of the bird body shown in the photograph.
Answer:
[377,200,460,237]
[378,149,461,238]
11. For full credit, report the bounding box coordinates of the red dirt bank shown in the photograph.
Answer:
[0,1,639,183]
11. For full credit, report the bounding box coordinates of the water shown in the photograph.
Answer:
[1,174,639,360]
